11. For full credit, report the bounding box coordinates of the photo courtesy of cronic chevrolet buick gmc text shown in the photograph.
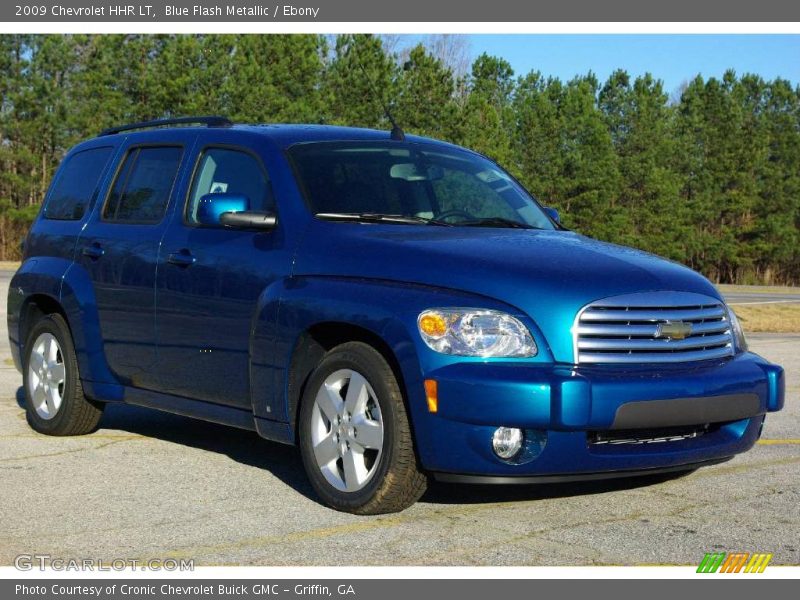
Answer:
[7,116,785,514]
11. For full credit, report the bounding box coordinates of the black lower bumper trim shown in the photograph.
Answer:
[431,456,732,485]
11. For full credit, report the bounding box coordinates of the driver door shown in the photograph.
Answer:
[152,142,290,409]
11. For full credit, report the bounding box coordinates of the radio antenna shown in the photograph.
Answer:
[355,58,405,141]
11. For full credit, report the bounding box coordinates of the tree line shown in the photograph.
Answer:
[1,34,798,284]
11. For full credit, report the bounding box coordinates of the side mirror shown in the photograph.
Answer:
[544,206,560,223]
[196,193,250,226]
[220,211,277,231]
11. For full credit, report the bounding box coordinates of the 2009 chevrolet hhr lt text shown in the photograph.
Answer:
[7,117,785,513]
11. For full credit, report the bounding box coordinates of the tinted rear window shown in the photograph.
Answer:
[103,146,183,223]
[44,147,114,220]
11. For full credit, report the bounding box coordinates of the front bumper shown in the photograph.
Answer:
[416,351,784,478]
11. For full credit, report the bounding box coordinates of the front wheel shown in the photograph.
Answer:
[299,342,427,514]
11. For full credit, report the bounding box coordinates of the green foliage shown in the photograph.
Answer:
[394,44,458,140]
[220,35,327,122]
[453,53,516,167]
[324,34,397,128]
[0,34,798,283]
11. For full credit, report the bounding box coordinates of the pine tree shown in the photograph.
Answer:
[222,35,327,122]
[0,34,796,282]
[754,78,800,283]
[456,54,516,169]
[394,44,457,140]
[557,74,621,239]
[324,34,398,128]
[599,71,685,257]
[512,72,565,210]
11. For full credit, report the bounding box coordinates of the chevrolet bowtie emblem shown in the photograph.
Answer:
[656,321,693,341]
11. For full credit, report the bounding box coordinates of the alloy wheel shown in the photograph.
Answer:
[310,369,384,492]
[27,333,66,420]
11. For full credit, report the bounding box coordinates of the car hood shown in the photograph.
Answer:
[294,224,722,362]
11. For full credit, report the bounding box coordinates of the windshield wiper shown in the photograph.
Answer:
[456,217,536,229]
[315,212,453,226]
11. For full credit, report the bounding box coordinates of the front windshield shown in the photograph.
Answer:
[288,141,556,229]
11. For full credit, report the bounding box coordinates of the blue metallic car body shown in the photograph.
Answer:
[7,124,785,481]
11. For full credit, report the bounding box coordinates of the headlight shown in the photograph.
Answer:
[727,307,748,352]
[417,309,537,357]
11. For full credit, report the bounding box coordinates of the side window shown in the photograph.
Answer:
[44,147,114,220]
[186,148,272,224]
[103,146,183,223]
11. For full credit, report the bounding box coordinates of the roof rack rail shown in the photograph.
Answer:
[99,116,233,137]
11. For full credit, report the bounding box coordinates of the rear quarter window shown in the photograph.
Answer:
[43,146,114,220]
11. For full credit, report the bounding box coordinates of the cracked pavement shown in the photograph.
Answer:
[0,269,797,566]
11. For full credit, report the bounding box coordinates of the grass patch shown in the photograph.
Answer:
[732,303,800,333]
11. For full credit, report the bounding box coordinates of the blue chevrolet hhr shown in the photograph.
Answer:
[7,117,785,513]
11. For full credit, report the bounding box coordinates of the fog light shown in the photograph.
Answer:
[492,427,524,460]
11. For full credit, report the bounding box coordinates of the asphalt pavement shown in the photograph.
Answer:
[717,284,800,305]
[0,269,797,566]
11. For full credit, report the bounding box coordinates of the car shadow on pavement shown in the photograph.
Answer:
[15,387,691,510]
[61,394,317,502]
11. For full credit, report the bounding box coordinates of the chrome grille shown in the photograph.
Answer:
[574,291,734,364]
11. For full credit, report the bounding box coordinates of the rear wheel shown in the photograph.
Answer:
[299,342,427,514]
[23,313,103,436]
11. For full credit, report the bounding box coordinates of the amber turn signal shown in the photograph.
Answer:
[424,379,438,413]
[418,312,447,338]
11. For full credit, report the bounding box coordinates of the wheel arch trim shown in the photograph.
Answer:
[11,258,123,401]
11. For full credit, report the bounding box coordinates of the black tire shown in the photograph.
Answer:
[298,342,427,514]
[23,313,103,436]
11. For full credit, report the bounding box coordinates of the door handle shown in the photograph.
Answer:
[167,249,196,267]
[82,243,104,259]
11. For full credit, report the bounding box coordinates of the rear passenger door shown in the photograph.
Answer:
[77,138,193,386]
[26,144,117,263]
[153,138,290,409]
